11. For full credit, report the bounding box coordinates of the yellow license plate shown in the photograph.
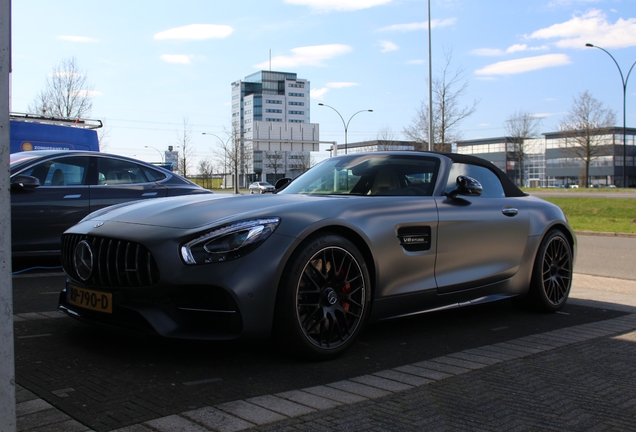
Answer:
[68,285,113,313]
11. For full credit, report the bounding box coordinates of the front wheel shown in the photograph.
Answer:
[518,230,573,312]
[274,234,371,360]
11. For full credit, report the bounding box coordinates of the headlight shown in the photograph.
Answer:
[180,218,280,265]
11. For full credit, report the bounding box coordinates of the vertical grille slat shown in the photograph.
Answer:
[61,234,159,287]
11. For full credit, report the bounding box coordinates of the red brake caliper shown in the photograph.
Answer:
[340,269,351,311]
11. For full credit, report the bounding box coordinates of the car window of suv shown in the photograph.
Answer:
[21,156,89,187]
[140,166,167,182]
[444,163,505,198]
[98,158,154,185]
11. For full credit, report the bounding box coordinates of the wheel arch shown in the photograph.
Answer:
[544,222,577,260]
[277,224,377,306]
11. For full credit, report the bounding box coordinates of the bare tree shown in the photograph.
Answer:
[265,151,286,179]
[504,111,543,187]
[559,91,616,187]
[197,157,215,189]
[175,117,195,178]
[376,126,399,150]
[212,126,244,194]
[404,49,478,152]
[295,152,315,173]
[28,57,94,118]
[97,124,111,152]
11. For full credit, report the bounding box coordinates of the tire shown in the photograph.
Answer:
[274,234,371,360]
[521,230,573,312]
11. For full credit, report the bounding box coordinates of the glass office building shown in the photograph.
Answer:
[457,127,636,188]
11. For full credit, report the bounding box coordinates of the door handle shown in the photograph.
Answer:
[502,207,518,217]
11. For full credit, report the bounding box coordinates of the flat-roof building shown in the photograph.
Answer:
[457,127,636,188]
[231,71,319,185]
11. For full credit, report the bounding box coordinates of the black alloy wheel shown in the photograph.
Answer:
[528,230,573,312]
[275,234,370,360]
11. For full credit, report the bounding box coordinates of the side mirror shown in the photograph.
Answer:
[11,175,41,190]
[447,175,482,199]
[274,177,292,193]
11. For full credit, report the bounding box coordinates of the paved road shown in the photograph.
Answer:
[12,234,636,432]
[576,234,636,280]
[531,190,636,198]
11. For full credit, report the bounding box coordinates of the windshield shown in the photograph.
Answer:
[279,153,439,196]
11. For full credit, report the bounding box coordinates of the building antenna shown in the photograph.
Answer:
[269,49,271,71]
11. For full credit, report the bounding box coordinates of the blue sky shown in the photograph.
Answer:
[10,0,636,168]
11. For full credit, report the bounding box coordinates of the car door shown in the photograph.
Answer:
[11,155,90,254]
[89,156,169,212]
[434,162,529,294]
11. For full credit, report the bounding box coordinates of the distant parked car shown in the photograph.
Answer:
[249,181,275,194]
[10,150,211,256]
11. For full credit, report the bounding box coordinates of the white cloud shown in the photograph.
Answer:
[506,44,528,54]
[253,44,352,69]
[160,54,194,64]
[379,40,399,53]
[154,24,233,41]
[531,112,553,118]
[472,44,550,57]
[57,35,98,43]
[475,53,572,76]
[285,0,391,12]
[377,18,456,32]
[310,87,330,99]
[547,0,602,7]
[527,9,636,49]
[311,82,359,99]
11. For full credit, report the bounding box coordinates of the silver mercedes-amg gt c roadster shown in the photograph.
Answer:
[59,151,575,360]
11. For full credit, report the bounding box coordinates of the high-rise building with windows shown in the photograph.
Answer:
[231,71,319,186]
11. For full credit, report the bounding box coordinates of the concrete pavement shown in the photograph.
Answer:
[14,270,636,432]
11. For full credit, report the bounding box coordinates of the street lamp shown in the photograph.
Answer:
[585,43,636,188]
[144,145,164,163]
[318,103,373,155]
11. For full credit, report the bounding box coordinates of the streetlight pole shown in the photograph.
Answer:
[585,43,636,188]
[318,103,373,155]
[144,145,164,163]
[427,0,434,152]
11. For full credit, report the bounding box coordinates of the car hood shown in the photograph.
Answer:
[81,193,326,230]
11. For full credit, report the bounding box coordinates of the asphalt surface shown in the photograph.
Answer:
[11,234,636,431]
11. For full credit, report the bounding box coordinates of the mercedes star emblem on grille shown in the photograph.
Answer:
[74,240,94,281]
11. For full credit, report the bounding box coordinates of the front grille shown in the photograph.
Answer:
[62,234,160,287]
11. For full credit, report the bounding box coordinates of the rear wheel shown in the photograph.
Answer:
[520,230,573,312]
[274,234,371,360]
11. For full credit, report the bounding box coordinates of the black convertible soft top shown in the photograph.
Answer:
[439,152,527,198]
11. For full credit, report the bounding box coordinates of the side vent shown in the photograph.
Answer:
[397,226,432,252]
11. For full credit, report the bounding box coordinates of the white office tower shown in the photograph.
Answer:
[231,71,319,185]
